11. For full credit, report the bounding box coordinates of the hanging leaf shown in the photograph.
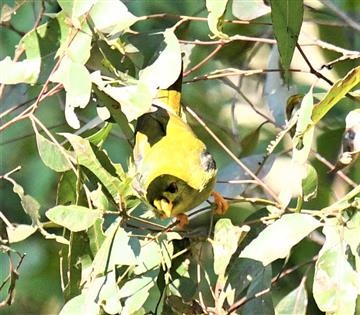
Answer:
[240,214,321,266]
[6,224,37,243]
[270,0,303,80]
[206,0,229,39]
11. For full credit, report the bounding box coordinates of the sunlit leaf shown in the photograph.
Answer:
[313,220,360,314]
[61,133,124,201]
[6,224,37,243]
[46,205,102,232]
[240,214,321,265]
[139,28,182,91]
[51,58,92,129]
[0,56,40,84]
[275,280,308,315]
[34,129,72,172]
[21,12,70,83]
[344,212,360,271]
[90,0,138,34]
[91,222,137,276]
[206,0,229,39]
[232,0,270,20]
[312,66,360,124]
[270,0,303,79]
[58,0,96,27]
[59,292,99,315]
[212,219,244,276]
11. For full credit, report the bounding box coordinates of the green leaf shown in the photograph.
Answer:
[225,258,266,306]
[46,205,102,232]
[58,0,96,23]
[212,218,245,276]
[139,28,182,91]
[311,65,360,124]
[91,222,137,276]
[51,58,92,129]
[240,124,264,157]
[275,280,308,315]
[232,0,270,20]
[59,292,99,315]
[243,265,274,315]
[6,224,37,243]
[292,89,314,164]
[21,12,70,83]
[0,56,40,84]
[119,271,158,314]
[313,219,360,314]
[240,214,321,265]
[34,129,72,172]
[87,122,113,147]
[89,0,138,34]
[206,0,229,39]
[91,72,152,122]
[344,212,360,272]
[301,164,318,202]
[61,133,124,201]
[11,179,40,225]
[270,0,303,79]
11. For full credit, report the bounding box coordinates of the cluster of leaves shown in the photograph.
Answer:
[1,0,360,314]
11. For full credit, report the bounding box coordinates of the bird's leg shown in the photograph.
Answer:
[211,191,229,215]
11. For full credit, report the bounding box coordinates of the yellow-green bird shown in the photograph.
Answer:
[133,72,217,219]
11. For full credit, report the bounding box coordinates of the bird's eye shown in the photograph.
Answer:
[166,182,178,193]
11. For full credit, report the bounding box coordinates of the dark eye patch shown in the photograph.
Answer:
[165,182,178,193]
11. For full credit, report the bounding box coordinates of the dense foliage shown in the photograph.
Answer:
[1,1,359,314]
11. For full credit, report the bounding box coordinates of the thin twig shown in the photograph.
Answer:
[184,44,224,77]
